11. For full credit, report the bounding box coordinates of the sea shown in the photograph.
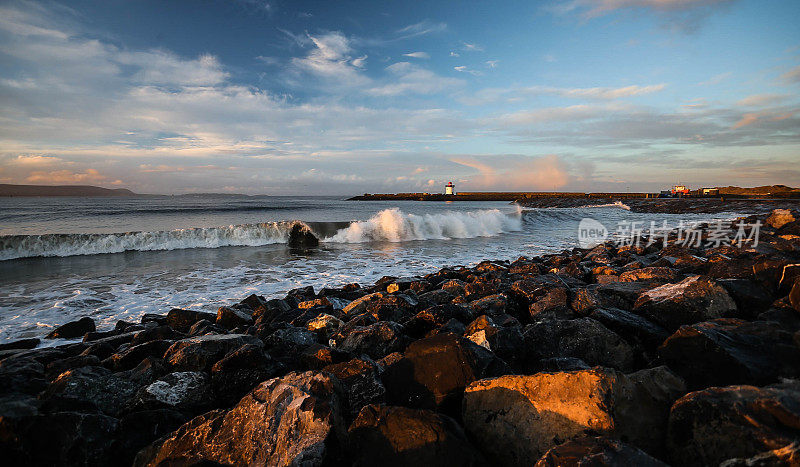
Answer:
[0,195,740,342]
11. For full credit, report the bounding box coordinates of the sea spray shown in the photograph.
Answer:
[323,208,522,243]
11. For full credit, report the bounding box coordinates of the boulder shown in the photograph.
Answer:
[163,334,261,372]
[619,267,678,283]
[323,357,385,419]
[45,317,96,339]
[0,356,46,395]
[658,319,800,389]
[633,276,737,331]
[44,354,100,380]
[42,366,141,416]
[342,292,385,317]
[287,222,319,247]
[791,279,800,312]
[464,320,524,366]
[112,409,187,466]
[667,380,800,466]
[136,371,345,466]
[528,288,571,318]
[103,339,172,372]
[720,441,800,467]
[130,325,184,346]
[381,333,507,414]
[215,306,253,329]
[589,307,670,352]
[365,294,418,322]
[534,436,668,467]
[0,338,39,351]
[403,304,472,338]
[165,308,217,333]
[337,321,408,360]
[469,294,509,316]
[766,209,796,229]
[462,366,685,465]
[348,404,482,466]
[522,317,636,372]
[210,343,282,406]
[306,313,344,341]
[130,371,213,413]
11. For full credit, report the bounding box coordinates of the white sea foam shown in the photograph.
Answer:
[583,201,631,210]
[323,208,522,243]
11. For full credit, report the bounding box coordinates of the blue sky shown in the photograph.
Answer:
[0,0,798,194]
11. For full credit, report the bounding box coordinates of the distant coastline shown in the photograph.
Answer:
[0,184,137,197]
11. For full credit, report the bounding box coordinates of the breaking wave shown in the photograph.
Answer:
[324,208,522,243]
[1,208,521,260]
[582,201,631,210]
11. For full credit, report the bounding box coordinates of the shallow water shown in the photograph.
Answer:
[0,195,739,341]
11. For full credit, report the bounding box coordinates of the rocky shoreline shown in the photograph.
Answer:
[517,196,800,214]
[1,209,800,466]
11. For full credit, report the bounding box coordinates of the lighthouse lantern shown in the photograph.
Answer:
[445,181,455,195]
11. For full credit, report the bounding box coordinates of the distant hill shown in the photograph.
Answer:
[715,185,800,195]
[0,184,137,197]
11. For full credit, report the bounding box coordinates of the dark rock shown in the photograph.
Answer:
[187,319,226,337]
[348,404,482,466]
[633,276,737,331]
[720,441,800,466]
[215,306,253,329]
[538,357,590,371]
[590,307,670,352]
[404,304,473,338]
[287,222,319,247]
[382,333,507,415]
[323,357,385,420]
[79,341,117,361]
[45,317,96,339]
[418,289,456,306]
[619,267,678,283]
[0,338,39,352]
[104,339,172,372]
[658,318,800,389]
[165,308,217,333]
[239,293,266,311]
[365,293,418,322]
[791,278,800,312]
[0,356,46,395]
[342,292,385,317]
[534,436,668,467]
[717,279,774,318]
[596,281,657,308]
[130,325,184,346]
[469,293,508,316]
[210,343,282,406]
[464,318,524,365]
[667,380,800,466]
[130,371,214,413]
[44,354,100,380]
[112,409,187,467]
[140,313,167,326]
[163,334,262,372]
[766,208,797,229]
[463,366,685,465]
[522,317,636,372]
[136,371,345,466]
[298,343,351,370]
[337,321,408,360]
[42,365,140,416]
[306,313,344,341]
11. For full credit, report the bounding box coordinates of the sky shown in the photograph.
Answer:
[0,0,799,195]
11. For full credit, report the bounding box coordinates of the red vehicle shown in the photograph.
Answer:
[671,184,690,197]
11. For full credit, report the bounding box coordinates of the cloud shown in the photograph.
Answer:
[454,65,481,76]
[367,62,463,96]
[395,20,447,40]
[25,168,108,184]
[462,42,484,52]
[781,65,800,84]
[290,32,370,85]
[403,51,430,59]
[485,60,499,68]
[736,94,786,107]
[552,0,736,33]
[12,155,63,165]
[450,154,570,190]
[463,84,666,105]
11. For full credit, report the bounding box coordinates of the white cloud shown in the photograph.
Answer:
[454,65,481,76]
[736,94,786,107]
[367,62,464,96]
[290,32,370,85]
[395,20,447,40]
[462,83,666,105]
[462,42,484,52]
[485,60,499,68]
[403,51,430,59]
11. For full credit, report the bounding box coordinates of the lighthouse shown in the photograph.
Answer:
[445,181,455,195]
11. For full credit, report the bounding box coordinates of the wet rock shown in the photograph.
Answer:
[342,292,385,317]
[522,317,636,372]
[464,318,524,365]
[403,304,472,338]
[348,404,482,467]
[382,333,507,414]
[79,341,116,361]
[252,297,296,325]
[366,294,418,322]
[1,410,118,466]
[0,356,46,395]
[766,208,796,229]
[299,343,351,370]
[463,366,685,465]
[538,357,590,371]
[717,279,774,318]
[667,380,800,466]
[720,441,800,466]
[441,279,468,297]
[136,371,345,466]
[596,281,656,309]
[306,313,344,341]
[112,409,187,467]
[140,313,167,326]
[417,289,456,306]
[589,307,669,352]
[164,334,261,372]
[210,343,282,406]
[633,275,737,331]
[42,366,140,416]
[288,222,319,247]
[131,371,213,413]
[104,339,172,372]
[44,354,100,380]
[0,338,39,352]
[528,288,572,319]
[337,321,408,360]
[298,296,349,311]
[619,266,678,283]
[323,357,385,419]
[45,317,96,339]
[165,308,217,333]
[534,436,668,467]
[215,306,253,329]
[469,293,508,316]
[130,325,184,346]
[658,318,800,389]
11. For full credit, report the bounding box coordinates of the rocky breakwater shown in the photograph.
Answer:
[1,209,800,466]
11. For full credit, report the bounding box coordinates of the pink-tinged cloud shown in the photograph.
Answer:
[25,168,109,184]
[732,113,759,129]
[450,154,570,190]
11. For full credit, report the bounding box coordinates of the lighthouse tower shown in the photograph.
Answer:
[445,181,455,195]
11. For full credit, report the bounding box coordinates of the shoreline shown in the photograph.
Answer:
[0,209,799,465]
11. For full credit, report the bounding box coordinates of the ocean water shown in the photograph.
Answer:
[0,195,739,342]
